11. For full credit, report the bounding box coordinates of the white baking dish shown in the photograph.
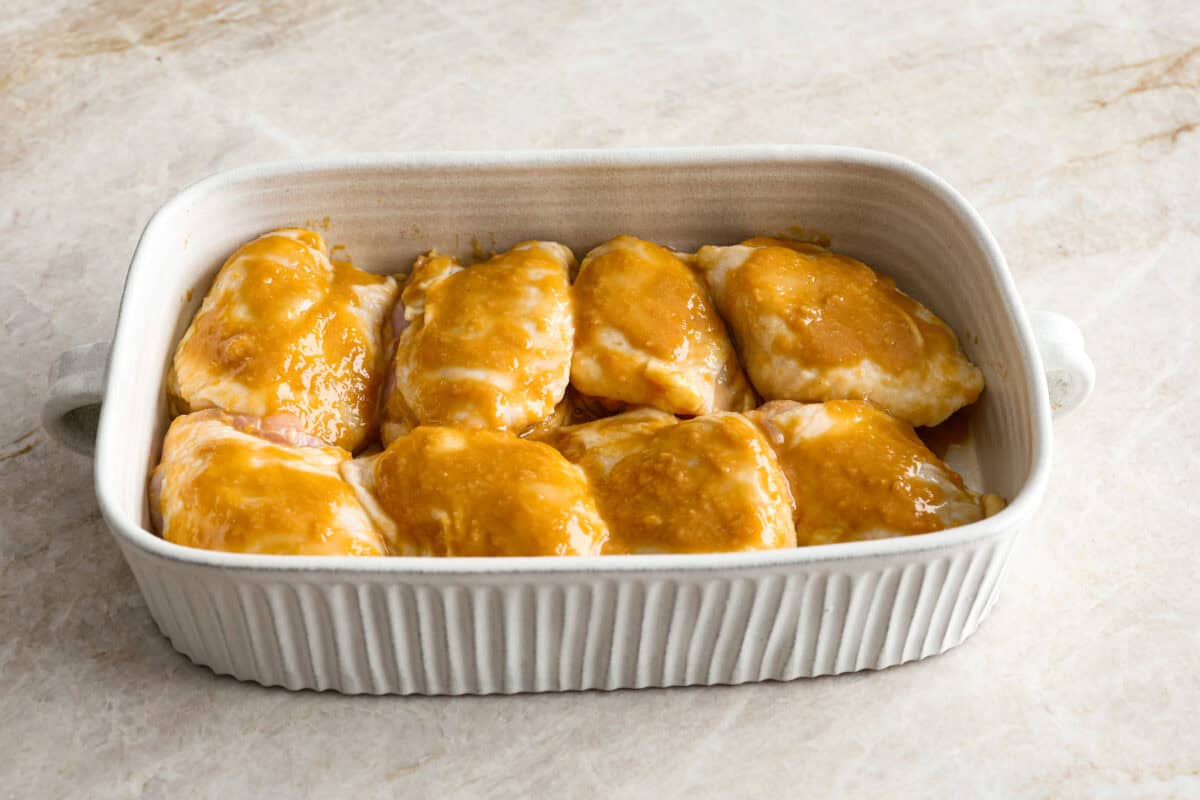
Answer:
[44,147,1094,694]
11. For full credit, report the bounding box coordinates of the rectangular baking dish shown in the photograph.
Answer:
[63,147,1091,694]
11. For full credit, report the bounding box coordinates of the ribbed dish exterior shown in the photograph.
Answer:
[122,534,1015,695]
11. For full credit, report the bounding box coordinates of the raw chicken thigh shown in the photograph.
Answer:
[168,228,398,451]
[571,235,755,415]
[381,242,575,443]
[746,400,1002,546]
[151,410,387,556]
[695,238,983,427]
[538,409,795,554]
[342,427,609,557]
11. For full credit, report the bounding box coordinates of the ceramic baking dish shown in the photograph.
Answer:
[44,147,1094,695]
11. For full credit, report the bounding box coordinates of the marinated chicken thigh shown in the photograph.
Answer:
[150,410,387,556]
[538,410,795,554]
[571,235,755,415]
[342,427,610,557]
[696,238,984,427]
[382,242,575,443]
[746,399,1003,546]
[168,228,398,452]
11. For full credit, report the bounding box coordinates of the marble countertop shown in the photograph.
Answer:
[3,1,1198,797]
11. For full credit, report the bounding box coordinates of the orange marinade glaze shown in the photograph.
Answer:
[155,414,386,556]
[172,229,395,451]
[387,242,575,433]
[595,415,795,554]
[576,238,703,361]
[372,427,609,557]
[538,410,796,555]
[571,235,755,413]
[749,399,974,546]
[730,237,964,375]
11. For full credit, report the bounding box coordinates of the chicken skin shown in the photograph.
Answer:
[537,409,795,554]
[382,242,575,443]
[168,228,398,451]
[342,427,610,557]
[746,399,1003,546]
[571,235,755,415]
[695,238,983,427]
[151,410,387,556]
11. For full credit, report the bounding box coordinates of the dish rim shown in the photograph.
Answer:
[94,145,1053,575]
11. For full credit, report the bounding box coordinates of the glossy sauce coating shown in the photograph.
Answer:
[358,427,609,557]
[696,239,984,426]
[571,235,756,415]
[382,242,575,442]
[746,400,992,545]
[152,410,387,556]
[168,228,398,451]
[539,410,796,554]
[536,407,678,472]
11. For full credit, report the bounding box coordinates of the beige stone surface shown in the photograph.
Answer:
[3,1,1198,797]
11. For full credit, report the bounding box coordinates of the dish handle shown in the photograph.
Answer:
[43,341,109,457]
[1030,311,1095,418]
